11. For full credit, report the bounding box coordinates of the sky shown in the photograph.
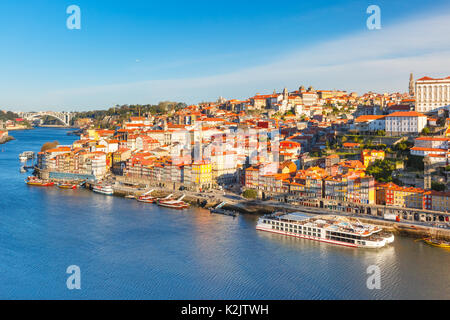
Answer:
[1,0,450,111]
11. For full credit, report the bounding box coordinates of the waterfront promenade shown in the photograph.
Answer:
[107,176,450,240]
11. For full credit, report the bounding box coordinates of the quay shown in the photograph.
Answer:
[110,177,450,241]
[35,171,450,241]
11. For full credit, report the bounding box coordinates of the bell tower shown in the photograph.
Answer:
[409,73,415,97]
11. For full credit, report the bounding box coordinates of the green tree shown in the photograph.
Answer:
[243,189,258,199]
[431,182,446,192]
[421,127,431,136]
[366,159,396,182]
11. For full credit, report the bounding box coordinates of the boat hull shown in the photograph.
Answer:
[137,198,156,203]
[26,181,54,187]
[424,238,450,248]
[157,202,189,210]
[92,186,114,195]
[256,225,386,248]
[58,185,77,189]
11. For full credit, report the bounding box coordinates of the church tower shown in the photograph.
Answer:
[409,73,415,97]
[283,87,288,100]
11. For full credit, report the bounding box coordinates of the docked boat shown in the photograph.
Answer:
[256,212,394,249]
[157,195,189,210]
[136,189,156,203]
[92,184,114,195]
[137,196,156,203]
[422,238,450,248]
[58,183,77,189]
[25,176,54,187]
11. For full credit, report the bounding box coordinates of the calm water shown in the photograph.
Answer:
[0,128,449,299]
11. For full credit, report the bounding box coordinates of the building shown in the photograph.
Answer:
[361,149,385,168]
[424,191,450,212]
[385,111,427,135]
[376,182,425,209]
[410,137,450,160]
[191,160,212,191]
[415,76,450,113]
[353,115,386,133]
[0,130,8,140]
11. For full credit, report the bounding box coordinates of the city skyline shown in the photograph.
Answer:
[1,1,450,111]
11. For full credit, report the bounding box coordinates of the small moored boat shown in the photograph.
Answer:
[422,238,450,248]
[25,176,54,187]
[58,183,77,189]
[157,195,189,210]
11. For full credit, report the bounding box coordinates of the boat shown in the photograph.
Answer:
[58,183,77,189]
[379,231,395,244]
[157,195,190,210]
[20,166,27,173]
[256,212,394,249]
[125,194,136,199]
[136,189,156,203]
[92,184,114,195]
[19,154,27,162]
[137,196,156,203]
[422,237,450,248]
[25,176,54,187]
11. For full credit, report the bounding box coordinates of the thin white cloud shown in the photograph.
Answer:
[11,11,450,110]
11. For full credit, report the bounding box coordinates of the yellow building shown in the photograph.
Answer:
[87,129,100,141]
[192,161,212,190]
[361,149,385,168]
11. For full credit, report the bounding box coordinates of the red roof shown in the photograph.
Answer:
[386,111,426,118]
[410,147,447,152]
[417,76,450,81]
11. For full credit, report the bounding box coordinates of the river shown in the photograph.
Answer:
[0,128,448,299]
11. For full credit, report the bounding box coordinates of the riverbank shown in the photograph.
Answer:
[99,181,450,241]
[0,135,15,144]
[5,126,33,131]
[37,125,77,128]
[37,169,450,241]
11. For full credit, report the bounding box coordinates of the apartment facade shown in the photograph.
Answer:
[415,76,450,113]
[385,111,427,135]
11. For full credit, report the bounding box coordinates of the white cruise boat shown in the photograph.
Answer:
[256,213,394,249]
[92,184,114,195]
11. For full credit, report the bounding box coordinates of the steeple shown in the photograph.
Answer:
[409,73,415,97]
[283,87,288,100]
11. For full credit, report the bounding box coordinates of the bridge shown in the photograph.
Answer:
[18,111,74,127]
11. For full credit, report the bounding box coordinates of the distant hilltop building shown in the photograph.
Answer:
[415,76,450,113]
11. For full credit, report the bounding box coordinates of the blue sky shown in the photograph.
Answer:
[1,0,450,111]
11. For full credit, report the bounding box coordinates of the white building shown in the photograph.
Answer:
[90,152,107,178]
[300,92,318,106]
[410,137,450,161]
[415,76,450,113]
[353,115,386,132]
[385,111,427,135]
